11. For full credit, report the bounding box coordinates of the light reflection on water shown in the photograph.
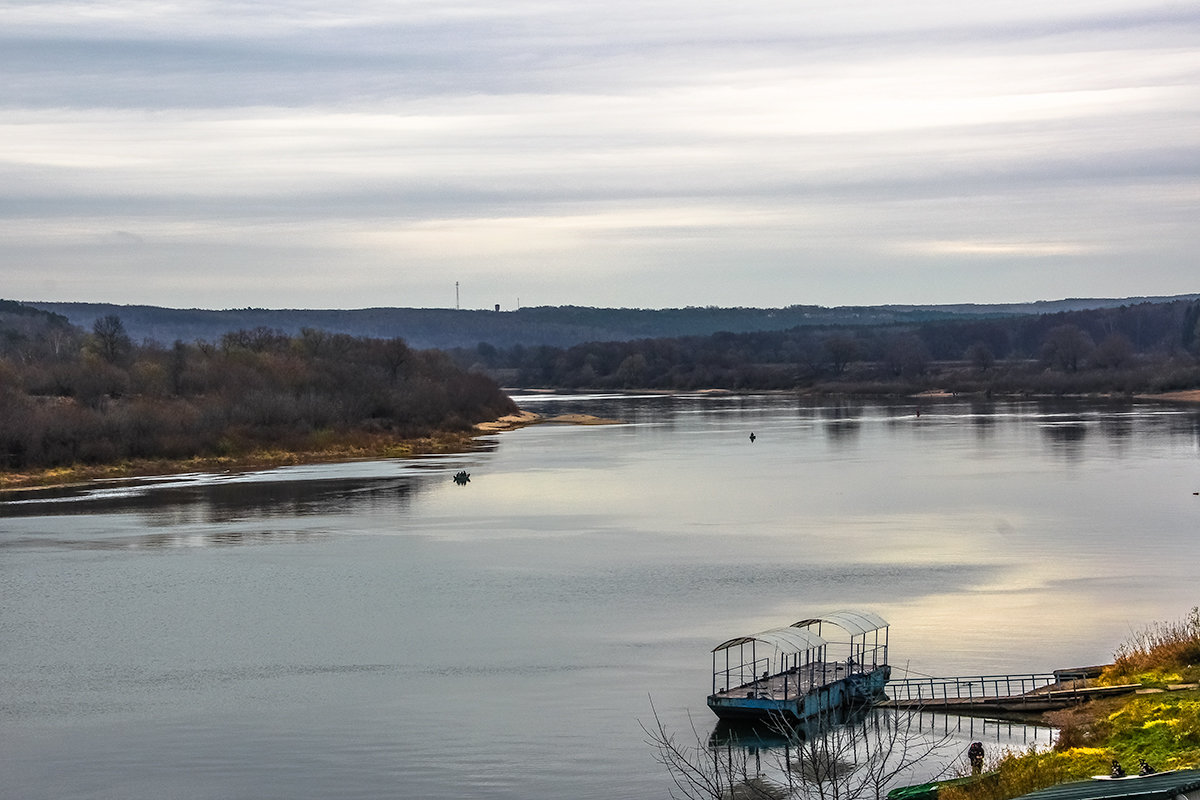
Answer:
[2,395,1199,799]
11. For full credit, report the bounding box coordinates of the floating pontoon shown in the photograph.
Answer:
[707,610,891,723]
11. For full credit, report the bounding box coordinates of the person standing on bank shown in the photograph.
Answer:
[968,742,985,775]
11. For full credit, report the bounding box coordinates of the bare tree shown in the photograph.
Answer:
[883,334,931,379]
[824,335,860,376]
[91,314,132,364]
[643,699,955,800]
[964,341,996,373]
[1090,333,1134,370]
[643,700,789,800]
[1040,325,1094,373]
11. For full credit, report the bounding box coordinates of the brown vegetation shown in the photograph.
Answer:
[1100,607,1200,687]
[943,609,1200,800]
[0,307,517,485]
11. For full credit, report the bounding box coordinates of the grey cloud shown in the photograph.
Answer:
[2,1,1198,308]
[5,5,1196,110]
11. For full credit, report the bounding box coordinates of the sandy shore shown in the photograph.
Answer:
[1136,389,1200,404]
[474,411,623,432]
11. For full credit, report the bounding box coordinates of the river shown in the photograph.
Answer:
[2,393,1198,799]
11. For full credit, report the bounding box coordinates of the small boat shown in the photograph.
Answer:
[887,773,998,800]
[452,471,470,484]
[1092,768,1177,781]
[707,610,891,724]
[1013,768,1200,800]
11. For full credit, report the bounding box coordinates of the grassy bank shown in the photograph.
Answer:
[943,609,1200,800]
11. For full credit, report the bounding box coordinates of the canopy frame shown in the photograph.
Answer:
[791,610,889,672]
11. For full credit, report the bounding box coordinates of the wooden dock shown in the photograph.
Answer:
[881,673,1140,715]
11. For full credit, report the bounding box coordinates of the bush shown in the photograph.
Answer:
[1103,607,1200,685]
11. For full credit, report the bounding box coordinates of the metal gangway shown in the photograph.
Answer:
[881,671,1130,713]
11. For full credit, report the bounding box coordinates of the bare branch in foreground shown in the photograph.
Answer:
[642,697,956,800]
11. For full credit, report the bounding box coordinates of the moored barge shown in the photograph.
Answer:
[707,610,891,723]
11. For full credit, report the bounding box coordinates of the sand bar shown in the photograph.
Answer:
[474,411,622,432]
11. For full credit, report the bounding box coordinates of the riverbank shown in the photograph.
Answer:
[940,608,1200,800]
[0,410,625,492]
[0,429,481,491]
[1136,389,1200,404]
[938,685,1200,800]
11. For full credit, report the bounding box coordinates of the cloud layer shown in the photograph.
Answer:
[3,1,1199,309]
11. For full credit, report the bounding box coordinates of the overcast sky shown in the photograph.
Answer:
[3,1,1199,310]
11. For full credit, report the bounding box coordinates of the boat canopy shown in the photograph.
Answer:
[791,610,888,639]
[712,626,827,655]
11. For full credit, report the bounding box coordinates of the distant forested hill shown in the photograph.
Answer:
[447,298,1200,394]
[24,295,1200,350]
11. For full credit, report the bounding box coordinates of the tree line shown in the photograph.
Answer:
[4,297,1199,473]
[0,304,516,472]
[450,300,1200,394]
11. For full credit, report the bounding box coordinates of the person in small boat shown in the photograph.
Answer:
[749,432,756,442]
[1110,760,1126,778]
[967,742,984,775]
[1138,759,1155,776]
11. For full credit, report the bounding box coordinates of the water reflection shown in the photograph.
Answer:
[709,709,1053,753]
[0,473,430,526]
[1,527,330,551]
[1040,419,1090,461]
[1099,414,1133,440]
[820,401,864,442]
[968,401,998,447]
[911,711,1056,748]
[506,393,1200,450]
[702,709,1054,800]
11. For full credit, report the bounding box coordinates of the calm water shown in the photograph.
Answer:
[2,394,1198,799]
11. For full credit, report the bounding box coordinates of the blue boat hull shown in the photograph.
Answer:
[707,665,891,723]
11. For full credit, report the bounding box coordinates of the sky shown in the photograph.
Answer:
[3,1,1199,311]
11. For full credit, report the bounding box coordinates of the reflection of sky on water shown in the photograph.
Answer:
[0,450,497,539]
[501,394,1200,673]
[3,395,1200,799]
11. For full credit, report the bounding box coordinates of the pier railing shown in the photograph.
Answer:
[885,673,1084,705]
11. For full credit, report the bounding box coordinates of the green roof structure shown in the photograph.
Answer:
[1012,770,1200,800]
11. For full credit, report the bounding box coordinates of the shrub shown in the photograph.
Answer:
[1102,607,1200,685]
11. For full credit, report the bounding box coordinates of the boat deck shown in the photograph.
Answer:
[712,661,860,701]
